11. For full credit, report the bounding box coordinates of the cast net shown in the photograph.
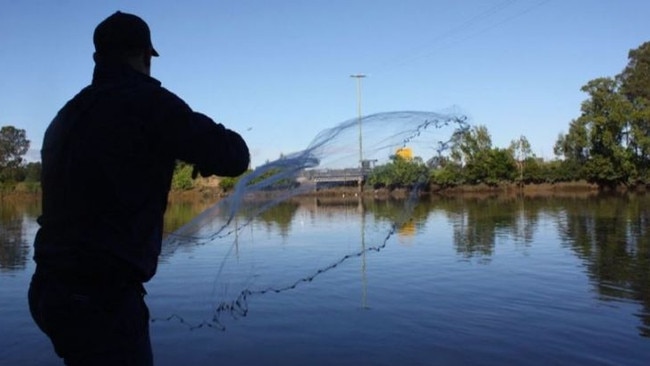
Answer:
[156,110,469,330]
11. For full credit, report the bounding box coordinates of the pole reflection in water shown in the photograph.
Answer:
[359,197,368,309]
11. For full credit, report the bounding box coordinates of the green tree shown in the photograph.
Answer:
[171,161,194,190]
[368,155,430,189]
[579,78,635,186]
[24,162,42,183]
[539,159,564,183]
[554,119,589,164]
[555,75,639,187]
[368,164,391,188]
[509,135,533,183]
[618,42,650,182]
[429,154,464,188]
[447,125,517,185]
[430,163,464,187]
[482,148,517,185]
[619,41,650,103]
[554,119,590,182]
[219,176,238,192]
[521,157,544,183]
[450,125,492,167]
[629,102,650,182]
[392,156,429,187]
[0,126,30,182]
[219,170,252,192]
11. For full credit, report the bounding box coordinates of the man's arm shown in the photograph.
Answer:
[181,112,250,177]
[154,89,250,177]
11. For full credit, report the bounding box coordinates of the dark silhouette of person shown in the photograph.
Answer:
[28,11,250,365]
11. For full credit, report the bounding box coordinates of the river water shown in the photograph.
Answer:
[1,193,649,365]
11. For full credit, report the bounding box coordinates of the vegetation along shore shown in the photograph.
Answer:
[2,41,649,200]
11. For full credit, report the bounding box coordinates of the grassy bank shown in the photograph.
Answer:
[176,179,612,201]
[4,179,641,203]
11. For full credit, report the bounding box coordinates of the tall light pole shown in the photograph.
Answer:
[350,73,368,310]
[350,74,366,193]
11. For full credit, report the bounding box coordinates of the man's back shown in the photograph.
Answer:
[29,12,250,365]
[35,62,249,282]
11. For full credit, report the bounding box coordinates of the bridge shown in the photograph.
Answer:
[301,168,367,186]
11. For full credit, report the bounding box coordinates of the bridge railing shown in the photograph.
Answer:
[300,168,368,183]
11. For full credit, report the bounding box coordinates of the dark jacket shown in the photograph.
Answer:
[34,62,249,283]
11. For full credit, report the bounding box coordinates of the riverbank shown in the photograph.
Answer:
[167,179,612,202]
[4,179,643,203]
[0,182,40,202]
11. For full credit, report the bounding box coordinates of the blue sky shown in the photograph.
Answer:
[1,0,648,168]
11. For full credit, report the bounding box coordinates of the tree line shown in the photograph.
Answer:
[3,41,648,193]
[371,41,650,190]
[553,41,650,188]
[0,126,40,192]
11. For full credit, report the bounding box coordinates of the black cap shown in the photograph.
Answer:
[94,11,159,57]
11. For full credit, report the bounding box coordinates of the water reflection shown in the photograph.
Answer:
[435,196,540,262]
[0,199,40,271]
[258,200,299,237]
[555,194,650,337]
[3,193,648,338]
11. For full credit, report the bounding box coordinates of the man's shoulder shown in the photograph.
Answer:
[137,82,190,111]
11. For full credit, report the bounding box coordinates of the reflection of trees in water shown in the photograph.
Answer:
[437,193,650,337]
[368,198,430,236]
[257,201,299,237]
[164,200,213,234]
[0,200,40,271]
[159,193,650,336]
[161,198,300,256]
[436,196,541,262]
[555,194,650,337]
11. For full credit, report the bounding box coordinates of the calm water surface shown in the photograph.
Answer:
[1,194,649,365]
